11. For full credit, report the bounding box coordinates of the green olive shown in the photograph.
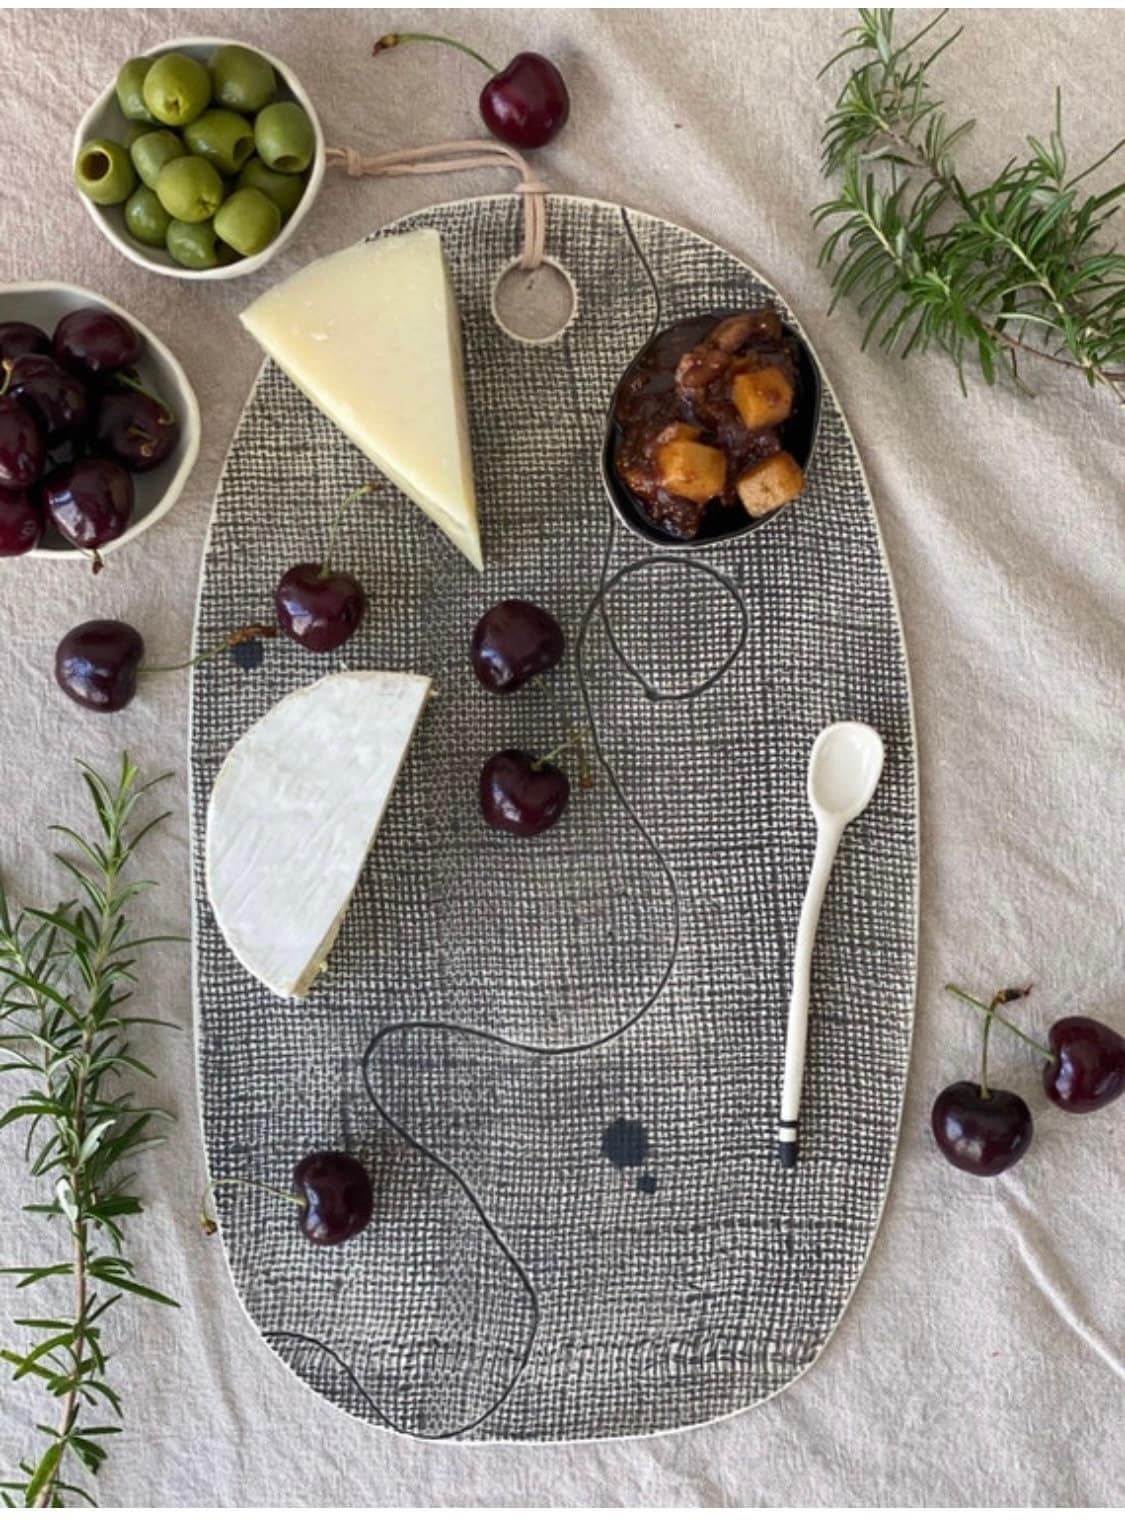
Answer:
[123,122,151,149]
[115,58,155,123]
[74,139,137,206]
[155,154,224,223]
[166,218,229,269]
[130,129,185,190]
[213,187,281,257]
[253,101,314,174]
[209,44,276,114]
[124,185,173,248]
[183,109,255,177]
[236,156,306,217]
[142,51,211,127]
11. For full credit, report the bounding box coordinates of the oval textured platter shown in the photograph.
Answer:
[190,194,917,1443]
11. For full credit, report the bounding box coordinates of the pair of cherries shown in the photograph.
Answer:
[53,483,376,711]
[266,998,1123,1238]
[471,598,579,838]
[932,984,1124,1176]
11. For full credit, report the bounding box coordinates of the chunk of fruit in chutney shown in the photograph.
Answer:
[736,451,805,517]
[732,365,794,430]
[656,437,727,504]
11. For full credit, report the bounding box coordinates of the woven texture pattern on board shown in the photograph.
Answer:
[190,195,916,1442]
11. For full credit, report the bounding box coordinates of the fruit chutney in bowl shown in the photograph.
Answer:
[602,307,821,549]
[72,37,325,281]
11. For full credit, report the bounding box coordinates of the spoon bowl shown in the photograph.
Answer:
[808,722,885,827]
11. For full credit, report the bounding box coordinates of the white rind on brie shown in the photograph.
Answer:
[205,670,430,999]
[239,229,483,571]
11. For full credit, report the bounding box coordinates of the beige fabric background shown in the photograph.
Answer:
[1,7,1123,1507]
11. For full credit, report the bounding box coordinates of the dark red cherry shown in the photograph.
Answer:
[0,395,45,489]
[55,620,144,712]
[373,34,569,149]
[931,1081,1033,1176]
[0,487,43,556]
[480,52,570,149]
[7,354,91,441]
[96,387,178,472]
[293,1151,373,1245]
[276,563,365,652]
[45,432,90,473]
[53,308,142,378]
[0,321,51,364]
[42,457,133,551]
[480,748,569,836]
[470,598,564,692]
[1043,1016,1125,1113]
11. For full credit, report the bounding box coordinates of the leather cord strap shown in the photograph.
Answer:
[326,139,547,269]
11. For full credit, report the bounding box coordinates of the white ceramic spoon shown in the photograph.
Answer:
[778,722,886,1168]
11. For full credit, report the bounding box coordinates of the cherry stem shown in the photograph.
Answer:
[200,1175,304,1235]
[533,728,594,786]
[372,31,498,73]
[142,623,277,674]
[529,678,595,787]
[573,729,594,788]
[945,983,1054,1061]
[530,673,565,710]
[980,1005,994,1100]
[0,358,12,398]
[110,369,174,426]
[321,482,376,577]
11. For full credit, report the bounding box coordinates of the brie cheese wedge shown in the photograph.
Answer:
[240,229,483,571]
[206,670,430,999]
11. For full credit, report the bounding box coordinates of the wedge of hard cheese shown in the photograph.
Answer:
[206,670,430,999]
[240,229,483,570]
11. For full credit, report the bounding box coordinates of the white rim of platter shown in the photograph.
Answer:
[188,193,920,1444]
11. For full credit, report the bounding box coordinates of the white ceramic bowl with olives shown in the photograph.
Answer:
[73,37,326,281]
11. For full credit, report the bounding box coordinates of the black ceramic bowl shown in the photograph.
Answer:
[601,309,822,550]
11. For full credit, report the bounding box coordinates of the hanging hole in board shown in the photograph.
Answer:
[491,258,578,345]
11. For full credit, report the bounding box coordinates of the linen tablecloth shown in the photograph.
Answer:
[1,7,1122,1506]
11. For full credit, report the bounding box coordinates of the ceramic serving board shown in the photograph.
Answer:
[190,194,917,1442]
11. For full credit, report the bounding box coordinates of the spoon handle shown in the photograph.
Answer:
[778,819,842,1167]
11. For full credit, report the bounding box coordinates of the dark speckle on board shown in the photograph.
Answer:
[601,1117,650,1170]
[231,639,264,671]
[637,1174,658,1195]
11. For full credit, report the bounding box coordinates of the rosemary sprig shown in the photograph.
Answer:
[814,8,1125,403]
[0,755,179,1508]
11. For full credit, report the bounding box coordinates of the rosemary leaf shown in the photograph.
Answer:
[815,7,1125,404]
[0,756,179,1506]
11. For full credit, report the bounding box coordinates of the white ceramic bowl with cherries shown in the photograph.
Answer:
[0,282,200,560]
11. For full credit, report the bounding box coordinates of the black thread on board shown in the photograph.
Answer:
[593,555,751,704]
[195,198,917,1446]
[358,515,689,1437]
[355,211,691,1438]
